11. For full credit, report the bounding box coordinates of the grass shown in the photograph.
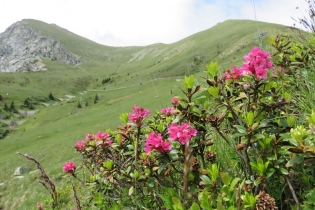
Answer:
[0,19,301,209]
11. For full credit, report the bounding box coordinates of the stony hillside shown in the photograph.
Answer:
[0,20,82,72]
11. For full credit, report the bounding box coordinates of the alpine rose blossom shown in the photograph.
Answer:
[161,107,174,116]
[223,65,243,80]
[144,132,172,154]
[103,140,112,146]
[63,161,76,173]
[171,97,180,104]
[128,105,150,125]
[223,46,273,80]
[85,133,94,140]
[240,46,273,79]
[75,140,86,150]
[168,122,197,145]
[96,131,110,140]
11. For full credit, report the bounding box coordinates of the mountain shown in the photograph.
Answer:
[0,20,82,72]
[0,19,292,74]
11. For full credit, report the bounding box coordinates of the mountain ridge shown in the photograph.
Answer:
[0,20,83,72]
[0,19,292,73]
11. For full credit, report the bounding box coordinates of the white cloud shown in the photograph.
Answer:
[0,0,309,46]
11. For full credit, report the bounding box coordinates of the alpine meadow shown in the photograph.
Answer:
[1,10,315,210]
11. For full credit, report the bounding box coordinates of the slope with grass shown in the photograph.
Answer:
[0,19,298,209]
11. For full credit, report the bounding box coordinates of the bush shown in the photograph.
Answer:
[28,44,315,209]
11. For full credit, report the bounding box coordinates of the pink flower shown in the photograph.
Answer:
[171,97,180,104]
[161,107,175,116]
[75,140,86,151]
[63,162,76,173]
[96,131,110,140]
[168,122,197,145]
[103,140,112,146]
[255,67,268,79]
[37,202,44,210]
[144,132,172,154]
[128,105,150,125]
[240,46,273,79]
[223,65,243,80]
[85,133,94,140]
[272,66,285,77]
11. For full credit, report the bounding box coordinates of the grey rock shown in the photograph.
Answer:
[0,20,82,72]
[14,166,30,176]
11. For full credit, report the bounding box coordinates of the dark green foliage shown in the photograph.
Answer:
[10,101,16,112]
[94,94,99,104]
[102,77,112,85]
[48,92,55,100]
[0,94,2,101]
[3,102,9,111]
[0,122,9,139]
[77,101,82,108]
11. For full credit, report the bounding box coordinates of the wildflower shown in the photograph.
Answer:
[128,105,150,125]
[271,66,285,77]
[240,46,273,79]
[168,122,197,145]
[75,140,85,151]
[144,132,172,154]
[223,65,243,80]
[37,202,44,210]
[85,133,94,140]
[103,140,112,146]
[161,107,175,116]
[95,131,110,140]
[63,161,76,173]
[171,97,180,104]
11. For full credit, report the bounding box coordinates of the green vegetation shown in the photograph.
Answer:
[0,19,312,209]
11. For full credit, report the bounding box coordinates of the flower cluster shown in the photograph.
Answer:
[161,107,175,116]
[168,122,197,145]
[128,105,150,125]
[144,132,172,154]
[96,131,112,145]
[171,97,180,104]
[223,46,273,80]
[75,140,86,151]
[63,161,76,173]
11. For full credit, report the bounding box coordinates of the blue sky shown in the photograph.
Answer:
[0,0,309,46]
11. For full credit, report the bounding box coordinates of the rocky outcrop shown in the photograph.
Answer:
[0,20,82,72]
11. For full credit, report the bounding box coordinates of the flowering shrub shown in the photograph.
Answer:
[28,45,315,209]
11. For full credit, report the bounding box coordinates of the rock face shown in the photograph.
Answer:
[0,20,82,72]
[13,166,30,176]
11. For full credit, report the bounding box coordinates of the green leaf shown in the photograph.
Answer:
[229,178,241,191]
[280,167,289,175]
[199,191,212,210]
[128,186,134,196]
[207,87,219,98]
[206,62,218,78]
[103,159,114,170]
[183,75,195,89]
[234,125,247,134]
[189,202,201,210]
[220,171,231,185]
[199,175,212,185]
[119,112,129,124]
[266,168,275,178]
[172,197,184,210]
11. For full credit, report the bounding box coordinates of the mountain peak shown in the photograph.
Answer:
[0,20,82,72]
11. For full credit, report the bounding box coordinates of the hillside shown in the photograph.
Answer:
[0,19,298,209]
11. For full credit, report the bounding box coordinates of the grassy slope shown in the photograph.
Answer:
[0,19,295,209]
